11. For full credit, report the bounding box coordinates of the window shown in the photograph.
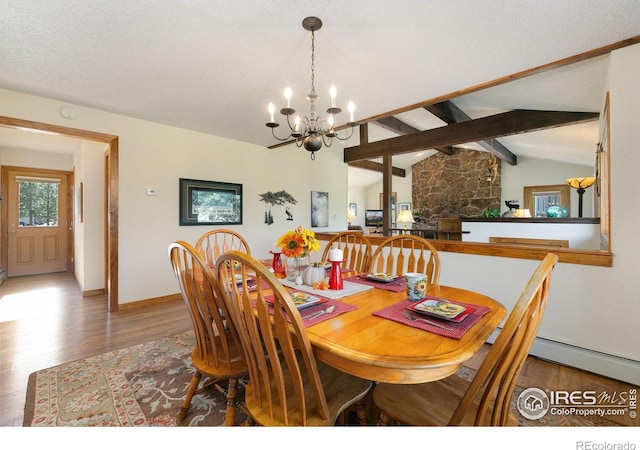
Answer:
[17,178,60,227]
[523,184,570,218]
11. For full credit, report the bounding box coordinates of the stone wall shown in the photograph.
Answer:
[411,148,501,224]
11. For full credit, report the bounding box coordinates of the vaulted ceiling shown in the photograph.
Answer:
[1,1,639,187]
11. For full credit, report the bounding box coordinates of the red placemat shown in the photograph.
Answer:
[238,277,270,294]
[343,275,406,292]
[372,297,490,339]
[257,294,357,327]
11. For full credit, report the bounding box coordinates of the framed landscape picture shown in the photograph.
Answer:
[179,178,242,226]
[398,202,411,218]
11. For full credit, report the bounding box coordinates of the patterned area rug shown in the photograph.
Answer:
[24,331,622,427]
[23,331,243,426]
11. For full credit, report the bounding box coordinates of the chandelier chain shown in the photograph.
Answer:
[310,30,316,95]
[265,17,357,159]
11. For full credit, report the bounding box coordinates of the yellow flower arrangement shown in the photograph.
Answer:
[276,226,320,258]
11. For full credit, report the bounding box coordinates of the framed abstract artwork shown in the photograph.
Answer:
[311,191,329,227]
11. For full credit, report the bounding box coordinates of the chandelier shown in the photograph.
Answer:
[266,17,358,160]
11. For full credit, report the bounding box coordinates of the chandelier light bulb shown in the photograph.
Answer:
[268,103,275,123]
[329,85,337,107]
[284,87,292,108]
[348,101,355,123]
[265,17,358,160]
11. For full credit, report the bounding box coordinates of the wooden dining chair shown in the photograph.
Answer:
[215,250,373,426]
[320,231,372,273]
[372,253,559,426]
[195,229,251,268]
[368,235,440,285]
[168,240,247,426]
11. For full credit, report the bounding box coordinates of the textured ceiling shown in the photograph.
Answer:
[1,1,639,186]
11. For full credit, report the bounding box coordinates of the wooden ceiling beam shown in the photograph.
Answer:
[347,160,406,177]
[347,122,406,177]
[424,101,518,165]
[373,116,453,155]
[344,110,598,163]
[373,116,419,134]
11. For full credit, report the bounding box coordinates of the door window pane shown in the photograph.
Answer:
[523,184,571,218]
[18,180,59,227]
[533,192,561,217]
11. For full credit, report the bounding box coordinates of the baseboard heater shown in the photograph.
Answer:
[487,329,639,386]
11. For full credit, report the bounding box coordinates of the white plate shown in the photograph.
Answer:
[366,273,399,283]
[412,299,466,319]
[290,292,325,309]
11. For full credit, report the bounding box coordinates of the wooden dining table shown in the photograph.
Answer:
[253,261,506,385]
[299,278,506,385]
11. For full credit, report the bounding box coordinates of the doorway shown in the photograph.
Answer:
[0,116,119,312]
[4,166,72,277]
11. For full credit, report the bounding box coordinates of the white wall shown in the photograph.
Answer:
[461,221,600,249]
[75,140,107,291]
[501,156,595,217]
[347,185,368,229]
[0,87,349,304]
[0,147,74,170]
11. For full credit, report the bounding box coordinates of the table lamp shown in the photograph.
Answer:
[513,208,531,218]
[396,210,415,229]
[565,177,596,217]
[347,209,356,225]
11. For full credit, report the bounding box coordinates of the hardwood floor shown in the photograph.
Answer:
[0,272,191,426]
[1,272,637,427]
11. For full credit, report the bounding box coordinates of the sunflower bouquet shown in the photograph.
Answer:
[276,226,320,258]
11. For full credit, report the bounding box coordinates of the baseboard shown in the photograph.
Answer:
[119,293,182,311]
[82,288,105,298]
[487,330,639,385]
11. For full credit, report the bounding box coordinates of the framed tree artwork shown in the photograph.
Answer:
[179,178,242,226]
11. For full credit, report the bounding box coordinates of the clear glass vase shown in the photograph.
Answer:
[286,254,309,282]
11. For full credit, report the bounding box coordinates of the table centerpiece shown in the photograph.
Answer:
[275,226,320,282]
